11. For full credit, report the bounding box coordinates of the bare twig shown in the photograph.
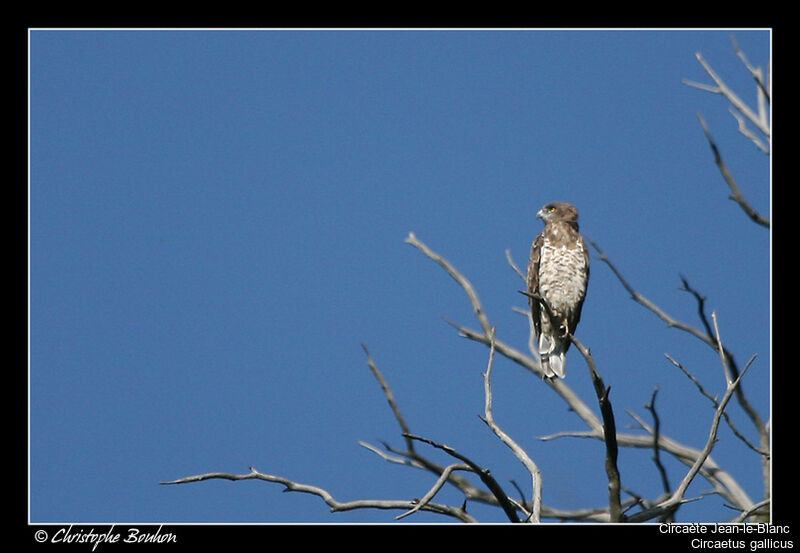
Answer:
[730,498,770,523]
[403,433,521,522]
[505,248,526,282]
[161,466,477,522]
[683,51,770,140]
[711,311,734,385]
[362,343,416,454]
[696,112,769,228]
[405,232,492,335]
[645,388,671,496]
[358,441,423,468]
[729,34,770,117]
[644,388,674,523]
[730,107,769,154]
[664,353,715,401]
[588,237,733,346]
[395,463,472,520]
[678,275,715,340]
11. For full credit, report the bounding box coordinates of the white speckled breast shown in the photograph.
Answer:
[538,241,588,319]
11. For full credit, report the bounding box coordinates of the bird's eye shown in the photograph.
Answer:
[547,206,556,212]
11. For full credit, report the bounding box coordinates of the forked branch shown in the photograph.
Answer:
[161,466,476,522]
[480,328,541,522]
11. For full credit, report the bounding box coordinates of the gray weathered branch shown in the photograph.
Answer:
[627,356,754,522]
[161,466,477,522]
[480,328,541,522]
[696,113,770,229]
[683,48,770,146]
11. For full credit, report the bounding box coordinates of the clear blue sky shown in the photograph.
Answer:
[30,29,770,524]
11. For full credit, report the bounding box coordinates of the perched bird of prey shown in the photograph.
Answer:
[526,202,590,379]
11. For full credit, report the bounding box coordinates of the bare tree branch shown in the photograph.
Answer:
[711,311,734,385]
[730,498,770,523]
[674,275,769,459]
[405,232,493,336]
[644,387,672,520]
[505,248,526,282]
[682,39,770,230]
[696,112,770,228]
[623,408,748,509]
[361,343,416,454]
[730,107,769,155]
[729,34,770,124]
[358,440,422,468]
[627,353,755,522]
[569,333,623,522]
[358,348,503,508]
[587,237,733,347]
[446,320,602,432]
[683,51,770,141]
[480,327,541,522]
[358,344,607,521]
[590,234,766,429]
[161,466,477,522]
[394,463,472,520]
[664,353,767,456]
[678,274,715,340]
[587,237,765,511]
[403,433,522,522]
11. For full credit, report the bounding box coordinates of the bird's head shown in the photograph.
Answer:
[537,202,580,226]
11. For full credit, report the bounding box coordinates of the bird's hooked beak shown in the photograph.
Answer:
[536,208,545,220]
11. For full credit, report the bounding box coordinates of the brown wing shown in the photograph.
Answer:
[527,232,544,337]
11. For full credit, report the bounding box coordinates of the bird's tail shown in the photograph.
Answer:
[538,334,566,379]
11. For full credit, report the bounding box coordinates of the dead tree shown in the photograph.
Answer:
[162,36,769,524]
